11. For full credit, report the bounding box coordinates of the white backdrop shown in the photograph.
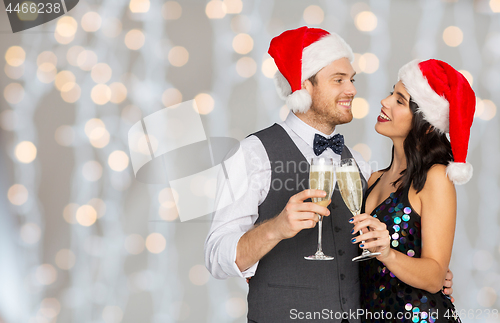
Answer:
[0,0,499,322]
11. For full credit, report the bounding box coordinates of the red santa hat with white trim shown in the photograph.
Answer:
[268,26,354,113]
[398,59,476,185]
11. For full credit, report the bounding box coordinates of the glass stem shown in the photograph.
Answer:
[359,230,370,254]
[356,211,369,255]
[317,215,323,253]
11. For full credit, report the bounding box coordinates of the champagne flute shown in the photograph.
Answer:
[305,157,334,261]
[335,158,381,262]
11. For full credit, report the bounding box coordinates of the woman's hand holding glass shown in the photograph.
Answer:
[350,213,391,260]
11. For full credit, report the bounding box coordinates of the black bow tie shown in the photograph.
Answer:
[313,133,344,156]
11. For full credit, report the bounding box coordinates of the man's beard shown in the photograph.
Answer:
[310,99,353,126]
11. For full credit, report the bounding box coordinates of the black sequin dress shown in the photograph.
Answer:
[360,175,461,323]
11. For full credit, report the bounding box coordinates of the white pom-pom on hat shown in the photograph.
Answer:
[286,89,312,113]
[446,161,473,185]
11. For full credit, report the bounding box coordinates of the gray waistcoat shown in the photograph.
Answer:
[247,124,366,323]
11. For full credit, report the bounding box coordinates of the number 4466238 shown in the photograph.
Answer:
[6,2,62,14]
[445,308,499,320]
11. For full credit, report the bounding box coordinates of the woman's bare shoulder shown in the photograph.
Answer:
[425,164,453,188]
[419,164,456,204]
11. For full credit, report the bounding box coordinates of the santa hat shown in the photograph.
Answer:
[398,59,476,185]
[268,26,354,113]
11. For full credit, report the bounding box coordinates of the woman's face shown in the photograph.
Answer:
[375,81,413,140]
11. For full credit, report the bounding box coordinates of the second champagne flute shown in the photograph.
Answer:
[335,158,381,262]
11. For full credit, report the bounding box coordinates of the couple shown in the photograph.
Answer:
[205,26,474,322]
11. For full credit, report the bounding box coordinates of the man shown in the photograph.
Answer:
[205,27,453,323]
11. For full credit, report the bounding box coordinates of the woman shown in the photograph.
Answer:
[351,59,475,322]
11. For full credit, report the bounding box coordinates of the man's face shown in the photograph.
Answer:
[304,57,357,128]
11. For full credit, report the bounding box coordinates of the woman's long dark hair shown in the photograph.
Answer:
[383,99,454,193]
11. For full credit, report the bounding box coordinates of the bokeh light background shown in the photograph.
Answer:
[1,0,499,322]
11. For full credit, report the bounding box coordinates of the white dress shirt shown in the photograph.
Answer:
[204,112,372,279]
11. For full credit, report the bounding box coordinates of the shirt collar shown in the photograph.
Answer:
[284,112,338,149]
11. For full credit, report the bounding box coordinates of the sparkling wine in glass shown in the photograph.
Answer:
[304,157,334,261]
[336,158,381,262]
